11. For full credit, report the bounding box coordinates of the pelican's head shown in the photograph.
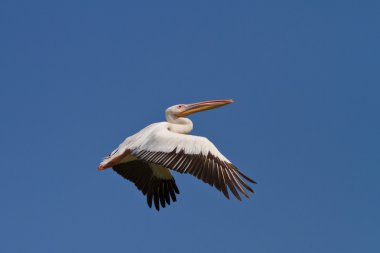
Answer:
[166,99,234,118]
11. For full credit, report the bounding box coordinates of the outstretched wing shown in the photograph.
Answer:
[128,126,256,200]
[113,160,179,211]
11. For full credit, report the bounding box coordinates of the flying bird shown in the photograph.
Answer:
[98,99,256,210]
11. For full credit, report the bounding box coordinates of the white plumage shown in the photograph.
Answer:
[100,122,230,167]
[98,99,256,211]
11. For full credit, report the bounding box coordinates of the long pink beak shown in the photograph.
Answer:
[177,99,234,117]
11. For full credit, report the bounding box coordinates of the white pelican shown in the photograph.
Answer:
[98,99,256,210]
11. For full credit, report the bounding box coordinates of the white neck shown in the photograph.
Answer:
[166,113,193,134]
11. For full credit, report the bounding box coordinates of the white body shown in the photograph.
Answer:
[98,99,255,211]
[100,122,230,168]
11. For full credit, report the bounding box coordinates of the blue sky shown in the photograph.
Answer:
[0,1,379,252]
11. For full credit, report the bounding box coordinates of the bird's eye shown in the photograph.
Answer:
[177,105,183,109]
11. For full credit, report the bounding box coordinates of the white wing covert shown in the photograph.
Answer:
[128,124,256,200]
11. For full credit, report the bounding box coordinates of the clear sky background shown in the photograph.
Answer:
[0,1,379,252]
